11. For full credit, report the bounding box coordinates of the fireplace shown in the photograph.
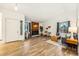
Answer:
[32,22,39,36]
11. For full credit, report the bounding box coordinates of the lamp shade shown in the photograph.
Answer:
[68,27,77,33]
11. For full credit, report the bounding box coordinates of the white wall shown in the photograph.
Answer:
[0,13,2,40]
[41,20,57,35]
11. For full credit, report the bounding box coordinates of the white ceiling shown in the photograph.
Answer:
[0,3,78,21]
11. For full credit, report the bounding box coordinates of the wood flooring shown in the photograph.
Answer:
[0,37,78,56]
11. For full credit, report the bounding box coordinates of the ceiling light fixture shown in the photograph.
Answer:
[14,3,18,11]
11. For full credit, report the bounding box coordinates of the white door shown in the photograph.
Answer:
[5,18,19,42]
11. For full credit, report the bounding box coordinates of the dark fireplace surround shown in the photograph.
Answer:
[32,22,39,36]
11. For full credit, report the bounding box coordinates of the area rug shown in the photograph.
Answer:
[46,40,67,49]
[46,40,62,47]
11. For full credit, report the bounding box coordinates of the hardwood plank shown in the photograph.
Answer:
[0,37,78,56]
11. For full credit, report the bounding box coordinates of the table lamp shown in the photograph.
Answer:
[68,27,77,39]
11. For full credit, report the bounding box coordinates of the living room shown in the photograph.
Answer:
[0,3,79,56]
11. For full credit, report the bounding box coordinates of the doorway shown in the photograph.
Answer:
[24,22,32,39]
